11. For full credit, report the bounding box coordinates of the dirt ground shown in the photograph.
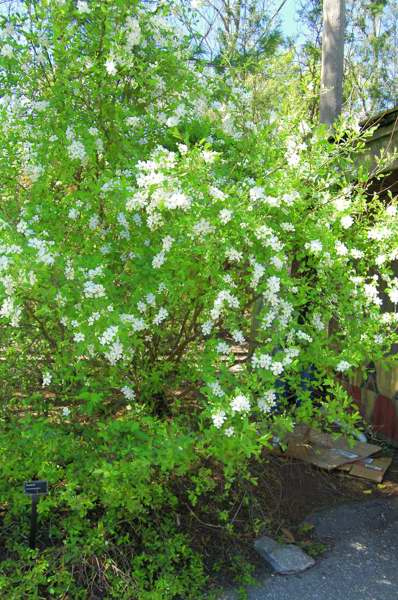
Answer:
[186,442,398,592]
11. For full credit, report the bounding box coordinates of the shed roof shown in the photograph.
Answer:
[359,106,398,173]
[361,106,398,130]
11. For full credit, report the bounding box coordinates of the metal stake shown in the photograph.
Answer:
[29,495,39,549]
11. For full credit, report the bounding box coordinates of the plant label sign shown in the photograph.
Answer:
[24,480,48,496]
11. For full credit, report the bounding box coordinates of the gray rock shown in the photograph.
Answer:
[254,536,316,575]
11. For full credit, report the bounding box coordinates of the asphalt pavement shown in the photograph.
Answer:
[219,498,398,600]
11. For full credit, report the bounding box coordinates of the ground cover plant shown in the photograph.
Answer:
[0,1,397,598]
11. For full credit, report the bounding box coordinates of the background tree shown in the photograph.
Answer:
[345,0,398,114]
[320,0,346,125]
[175,0,286,68]
[294,0,398,119]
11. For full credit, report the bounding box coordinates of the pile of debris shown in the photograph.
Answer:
[274,424,392,483]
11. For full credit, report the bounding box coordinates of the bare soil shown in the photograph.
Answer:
[183,445,398,592]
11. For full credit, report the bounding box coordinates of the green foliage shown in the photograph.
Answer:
[0,1,397,597]
[0,415,206,598]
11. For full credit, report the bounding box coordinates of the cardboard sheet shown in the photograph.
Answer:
[283,425,382,472]
[338,456,393,483]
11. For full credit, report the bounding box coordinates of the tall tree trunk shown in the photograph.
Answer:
[320,0,346,125]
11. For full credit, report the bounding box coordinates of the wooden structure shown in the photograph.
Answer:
[347,107,398,445]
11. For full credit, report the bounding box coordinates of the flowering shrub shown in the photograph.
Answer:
[0,1,397,597]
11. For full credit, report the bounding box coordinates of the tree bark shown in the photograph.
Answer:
[320,0,346,125]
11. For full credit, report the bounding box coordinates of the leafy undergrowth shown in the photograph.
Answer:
[1,408,393,600]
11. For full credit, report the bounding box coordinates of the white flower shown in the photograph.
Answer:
[166,115,180,128]
[386,205,397,217]
[121,386,135,401]
[341,215,353,229]
[271,256,284,270]
[232,330,245,344]
[146,293,156,306]
[231,394,251,413]
[1,44,13,58]
[202,150,217,163]
[42,372,52,387]
[263,195,280,208]
[25,163,44,183]
[225,248,243,263]
[120,314,147,332]
[126,116,140,127]
[251,262,265,288]
[32,100,50,112]
[68,208,79,220]
[152,251,165,269]
[68,140,86,162]
[225,426,234,437]
[271,361,284,376]
[164,192,191,210]
[389,287,398,304]
[281,222,295,232]
[286,151,300,167]
[88,214,99,229]
[153,307,168,325]
[99,326,118,346]
[125,17,141,47]
[299,121,311,135]
[258,390,277,414]
[73,332,85,342]
[368,227,390,241]
[209,382,224,397]
[351,248,364,259]
[282,192,299,205]
[251,353,272,369]
[312,313,324,331]
[249,186,265,201]
[62,407,70,417]
[202,321,213,335]
[0,256,10,272]
[209,186,226,201]
[210,290,239,320]
[105,58,117,75]
[216,341,230,355]
[334,196,351,212]
[104,339,124,365]
[177,143,188,154]
[335,241,348,256]
[0,297,21,326]
[83,281,106,299]
[193,219,214,237]
[219,209,233,224]
[296,330,312,343]
[137,301,147,313]
[88,311,100,326]
[364,283,381,306]
[306,239,322,254]
[336,360,351,372]
[283,346,300,365]
[212,410,227,429]
[77,1,90,13]
[162,236,174,252]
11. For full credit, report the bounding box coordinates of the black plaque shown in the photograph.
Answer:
[24,480,48,496]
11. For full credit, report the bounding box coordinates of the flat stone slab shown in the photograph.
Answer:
[254,535,315,574]
[220,498,398,599]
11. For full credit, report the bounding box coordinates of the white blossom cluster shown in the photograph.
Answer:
[0,6,397,448]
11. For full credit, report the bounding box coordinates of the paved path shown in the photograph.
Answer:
[220,499,398,600]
